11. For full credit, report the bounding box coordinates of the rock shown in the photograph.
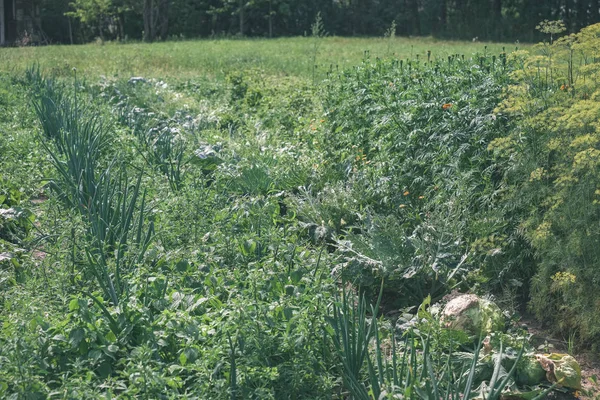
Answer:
[441,294,505,336]
[128,77,147,84]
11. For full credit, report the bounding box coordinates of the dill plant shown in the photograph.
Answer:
[492,22,600,346]
[310,12,327,85]
[384,20,397,57]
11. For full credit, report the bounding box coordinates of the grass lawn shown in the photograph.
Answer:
[0,36,523,80]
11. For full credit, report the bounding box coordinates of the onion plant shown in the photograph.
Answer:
[29,69,154,318]
[84,167,154,308]
[328,284,541,399]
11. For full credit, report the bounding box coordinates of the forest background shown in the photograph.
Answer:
[41,0,600,44]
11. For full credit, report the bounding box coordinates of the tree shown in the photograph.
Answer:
[143,0,170,41]
[493,0,502,38]
[439,0,447,33]
[66,0,115,40]
[409,0,421,35]
[38,0,600,44]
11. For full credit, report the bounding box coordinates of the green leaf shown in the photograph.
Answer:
[283,307,294,320]
[417,295,432,320]
[69,298,80,311]
[240,239,257,256]
[290,269,303,284]
[69,328,85,348]
[175,259,190,272]
[52,334,67,342]
[88,349,102,361]
[106,344,118,354]
[106,331,117,343]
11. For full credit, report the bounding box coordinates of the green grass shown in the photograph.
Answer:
[0,36,523,80]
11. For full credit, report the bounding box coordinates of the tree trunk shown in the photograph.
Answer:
[159,0,169,39]
[118,14,124,41]
[438,0,447,34]
[409,0,421,35]
[493,0,502,39]
[98,13,105,41]
[143,0,153,42]
[268,0,273,38]
[142,0,167,41]
[493,0,502,19]
[354,0,361,35]
[1,0,5,46]
[68,17,73,44]
[576,0,588,30]
[565,0,572,31]
[239,0,245,35]
[456,0,470,38]
[354,0,368,35]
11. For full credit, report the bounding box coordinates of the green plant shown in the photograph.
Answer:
[568,332,577,355]
[329,283,381,398]
[83,168,154,309]
[536,20,566,44]
[329,290,528,399]
[310,12,327,85]
[30,70,110,210]
[0,36,587,399]
[493,22,600,345]
[147,129,186,191]
[318,54,530,307]
[106,80,190,191]
[30,71,154,332]
[384,20,397,57]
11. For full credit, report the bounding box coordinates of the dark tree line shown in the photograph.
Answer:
[40,0,600,44]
